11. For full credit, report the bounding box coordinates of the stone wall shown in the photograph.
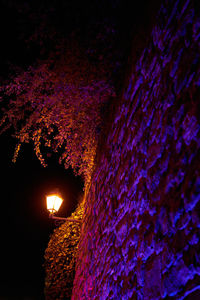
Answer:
[72,0,200,299]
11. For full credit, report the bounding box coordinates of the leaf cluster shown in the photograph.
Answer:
[0,37,115,184]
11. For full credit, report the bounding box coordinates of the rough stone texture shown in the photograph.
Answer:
[72,0,200,299]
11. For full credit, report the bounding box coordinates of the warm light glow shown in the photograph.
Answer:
[46,194,63,214]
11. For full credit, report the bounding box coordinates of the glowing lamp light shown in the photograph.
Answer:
[46,194,63,214]
[46,191,82,225]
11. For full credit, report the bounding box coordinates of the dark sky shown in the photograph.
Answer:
[0,132,83,300]
[0,1,108,298]
[0,0,160,299]
[0,1,116,298]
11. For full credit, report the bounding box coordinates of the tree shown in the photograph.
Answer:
[0,35,115,185]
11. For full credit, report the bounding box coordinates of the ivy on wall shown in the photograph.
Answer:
[44,201,84,300]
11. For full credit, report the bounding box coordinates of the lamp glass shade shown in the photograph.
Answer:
[46,194,63,214]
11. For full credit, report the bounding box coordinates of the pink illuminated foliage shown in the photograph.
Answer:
[0,36,115,184]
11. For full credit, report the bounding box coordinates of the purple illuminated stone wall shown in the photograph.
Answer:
[72,0,200,299]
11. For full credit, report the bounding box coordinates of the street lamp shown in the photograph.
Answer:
[46,192,82,225]
[46,194,63,214]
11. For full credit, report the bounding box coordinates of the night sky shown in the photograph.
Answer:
[0,132,83,299]
[0,1,159,299]
[0,1,105,298]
